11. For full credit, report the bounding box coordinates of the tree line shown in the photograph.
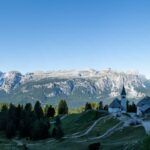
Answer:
[85,101,108,111]
[0,100,68,140]
[0,99,137,141]
[85,101,137,113]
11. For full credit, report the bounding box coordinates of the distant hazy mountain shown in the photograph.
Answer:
[0,69,149,107]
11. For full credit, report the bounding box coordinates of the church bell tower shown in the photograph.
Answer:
[121,85,127,112]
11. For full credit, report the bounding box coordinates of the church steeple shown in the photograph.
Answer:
[121,85,127,112]
[121,85,126,96]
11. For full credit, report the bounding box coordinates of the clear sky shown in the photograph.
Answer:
[0,0,150,77]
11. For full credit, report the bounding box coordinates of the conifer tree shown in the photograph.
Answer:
[58,100,68,115]
[85,102,92,111]
[47,105,55,118]
[34,101,44,119]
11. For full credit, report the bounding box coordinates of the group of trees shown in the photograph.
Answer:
[0,100,68,140]
[84,101,137,113]
[127,101,137,113]
[0,101,55,140]
[0,97,138,141]
[85,101,108,111]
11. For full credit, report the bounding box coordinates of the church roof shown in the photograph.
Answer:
[109,98,121,108]
[121,86,126,96]
[137,96,150,107]
[140,104,150,113]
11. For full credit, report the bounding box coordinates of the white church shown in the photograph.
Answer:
[108,86,127,114]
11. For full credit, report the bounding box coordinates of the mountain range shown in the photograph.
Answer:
[0,69,149,107]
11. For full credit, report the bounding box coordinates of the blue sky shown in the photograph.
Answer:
[0,0,150,77]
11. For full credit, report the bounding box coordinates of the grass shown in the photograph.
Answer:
[0,132,14,144]
[62,110,107,135]
[0,111,148,150]
[105,126,146,141]
[101,126,147,150]
[0,131,19,150]
[28,139,89,150]
[87,117,120,138]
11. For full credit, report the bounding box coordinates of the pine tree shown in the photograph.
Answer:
[99,101,103,110]
[127,102,137,113]
[1,104,8,112]
[8,104,17,129]
[131,102,137,113]
[19,103,34,138]
[104,105,108,111]
[25,103,32,113]
[34,101,44,119]
[85,102,92,111]
[0,104,8,130]
[58,100,68,115]
[47,105,55,118]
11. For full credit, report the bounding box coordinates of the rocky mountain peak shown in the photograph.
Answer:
[0,69,148,106]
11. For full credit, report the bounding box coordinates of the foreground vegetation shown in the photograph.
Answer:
[0,100,68,140]
[0,100,149,150]
[0,112,147,149]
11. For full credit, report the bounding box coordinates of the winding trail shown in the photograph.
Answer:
[66,115,111,139]
[90,121,122,140]
[76,121,123,143]
[12,114,124,146]
[13,115,111,146]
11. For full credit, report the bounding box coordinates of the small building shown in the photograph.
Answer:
[108,86,127,114]
[137,96,150,116]
[108,98,122,113]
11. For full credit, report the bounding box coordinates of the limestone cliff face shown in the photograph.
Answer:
[0,69,149,107]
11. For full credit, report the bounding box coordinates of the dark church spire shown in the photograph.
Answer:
[121,85,126,96]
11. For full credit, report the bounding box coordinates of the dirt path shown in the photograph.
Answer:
[90,121,122,140]
[66,115,111,139]
[76,121,123,143]
[13,114,119,146]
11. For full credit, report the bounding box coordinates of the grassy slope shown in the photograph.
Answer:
[0,111,148,150]
[87,117,120,137]
[62,110,106,135]
[46,112,147,150]
[0,132,19,150]
[101,126,146,150]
